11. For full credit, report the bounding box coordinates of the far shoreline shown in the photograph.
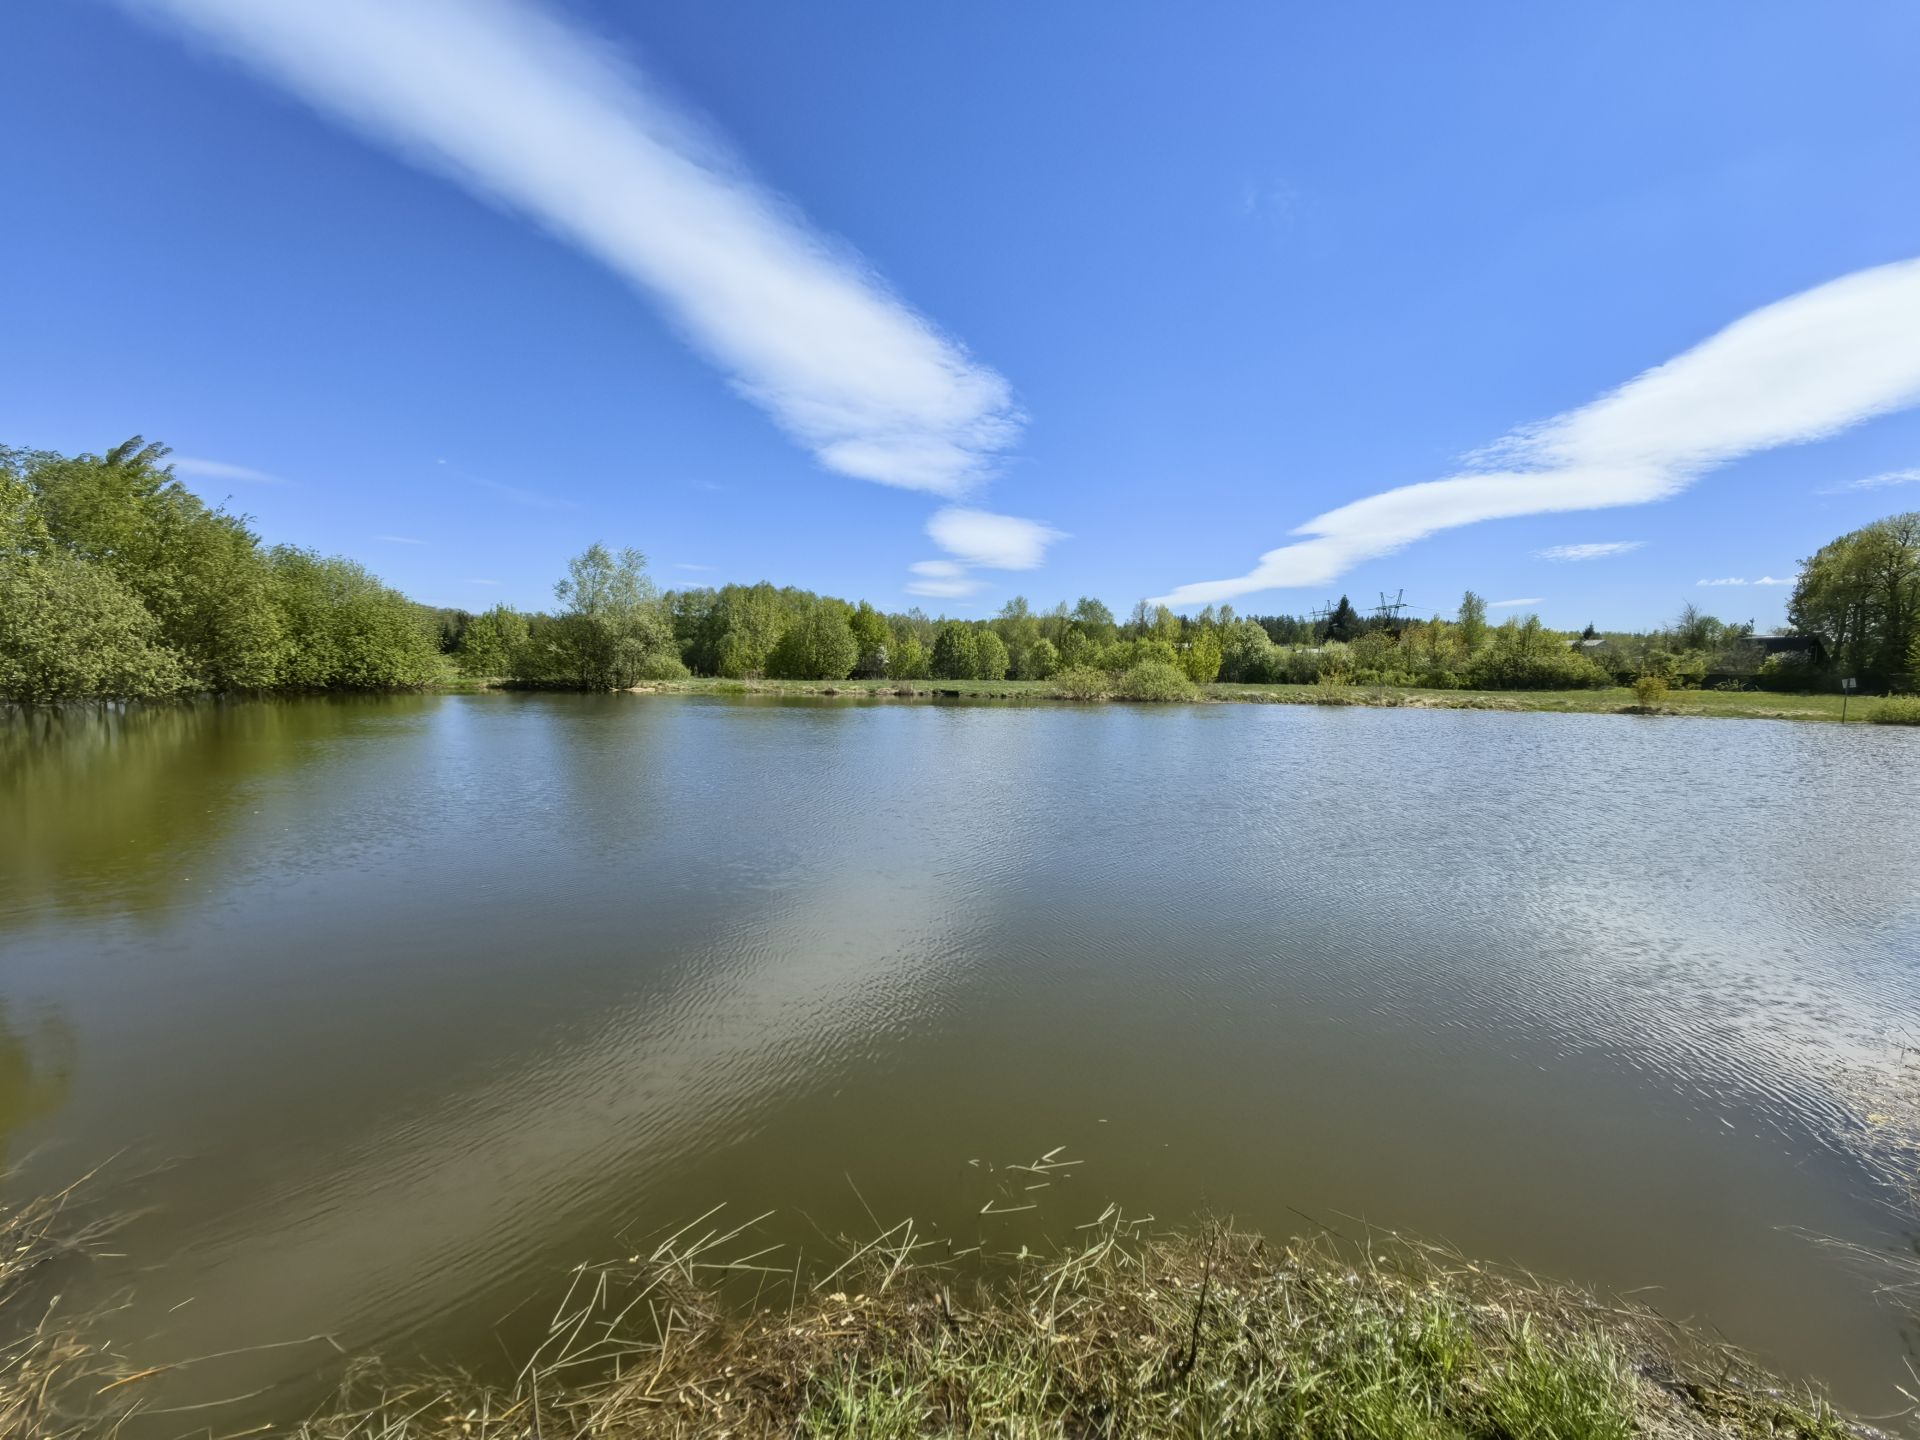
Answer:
[581,675,1879,725]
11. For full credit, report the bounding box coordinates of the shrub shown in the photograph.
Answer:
[625,649,690,682]
[1049,665,1109,700]
[1632,675,1669,709]
[1467,646,1611,691]
[1117,660,1195,702]
[1868,695,1920,725]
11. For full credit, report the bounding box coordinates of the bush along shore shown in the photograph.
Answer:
[3,1185,1878,1440]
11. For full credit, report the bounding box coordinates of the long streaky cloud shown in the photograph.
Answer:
[129,0,1019,496]
[1823,467,1920,493]
[1538,541,1642,562]
[1156,257,1920,605]
[169,455,289,485]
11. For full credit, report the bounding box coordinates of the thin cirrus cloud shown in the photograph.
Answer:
[1537,541,1643,562]
[906,559,983,600]
[1156,256,1920,606]
[127,0,1021,497]
[375,534,428,545]
[169,455,289,485]
[1820,466,1920,494]
[1698,576,1792,587]
[1487,597,1543,608]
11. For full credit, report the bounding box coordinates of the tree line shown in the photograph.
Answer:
[6,438,1915,702]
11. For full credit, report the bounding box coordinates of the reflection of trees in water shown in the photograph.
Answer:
[0,1004,75,1170]
[0,696,429,927]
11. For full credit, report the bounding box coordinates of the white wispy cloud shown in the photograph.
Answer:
[1537,541,1643,562]
[1156,256,1920,605]
[908,508,1065,600]
[1697,577,1747,586]
[1754,575,1792,585]
[672,562,715,572]
[1696,574,1793,587]
[169,455,289,485]
[130,0,1019,496]
[925,508,1064,570]
[375,533,428,545]
[1488,597,1542,608]
[466,578,500,586]
[1822,466,1920,493]
[437,458,577,511]
[905,559,984,599]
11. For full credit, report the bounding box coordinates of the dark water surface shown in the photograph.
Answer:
[3,694,1918,1423]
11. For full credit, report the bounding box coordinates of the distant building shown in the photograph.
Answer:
[1738,633,1829,666]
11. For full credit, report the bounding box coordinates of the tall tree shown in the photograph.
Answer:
[1457,591,1488,653]
[1789,512,1920,675]
[930,622,980,680]
[1324,595,1362,643]
[547,544,683,688]
[765,600,858,680]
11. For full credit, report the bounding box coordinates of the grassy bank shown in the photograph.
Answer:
[593,675,1883,724]
[4,1191,1870,1440]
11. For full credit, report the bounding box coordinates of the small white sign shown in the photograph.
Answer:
[1841,677,1857,691]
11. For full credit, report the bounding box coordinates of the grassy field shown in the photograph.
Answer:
[4,1187,1859,1440]
[603,675,1879,724]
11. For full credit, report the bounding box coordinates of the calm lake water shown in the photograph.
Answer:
[3,694,1918,1425]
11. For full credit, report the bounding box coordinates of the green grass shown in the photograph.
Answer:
[565,674,1877,723]
[280,1215,1850,1440]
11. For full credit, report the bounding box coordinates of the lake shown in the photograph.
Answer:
[3,693,1917,1426]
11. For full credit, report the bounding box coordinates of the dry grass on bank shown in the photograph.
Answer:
[0,1186,1892,1440]
[0,1175,132,1440]
[291,1210,1866,1440]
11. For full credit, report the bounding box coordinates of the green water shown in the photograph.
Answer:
[3,693,1918,1425]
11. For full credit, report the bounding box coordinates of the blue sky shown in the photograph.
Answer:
[5,1,1920,629]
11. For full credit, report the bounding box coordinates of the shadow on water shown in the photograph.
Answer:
[0,696,438,927]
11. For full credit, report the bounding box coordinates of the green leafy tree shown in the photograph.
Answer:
[765,601,858,680]
[1014,636,1058,680]
[268,547,445,689]
[455,604,530,677]
[545,544,683,688]
[888,631,929,680]
[930,622,980,680]
[1457,591,1488,653]
[1789,512,1919,676]
[27,437,283,690]
[975,629,1010,681]
[848,600,891,678]
[1058,629,1097,670]
[0,551,189,701]
[1218,619,1274,683]
[1070,597,1116,640]
[1179,628,1223,684]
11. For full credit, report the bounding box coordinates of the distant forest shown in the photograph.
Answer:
[4,438,1916,703]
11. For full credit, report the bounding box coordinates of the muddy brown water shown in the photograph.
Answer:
[3,693,1918,1426]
